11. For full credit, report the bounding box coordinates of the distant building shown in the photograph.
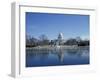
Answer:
[57,33,64,45]
[51,33,65,46]
[58,33,63,41]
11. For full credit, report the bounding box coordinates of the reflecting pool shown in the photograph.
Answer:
[26,47,89,67]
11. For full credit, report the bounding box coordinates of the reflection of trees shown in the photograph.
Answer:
[66,49,79,55]
[26,47,89,64]
[26,49,49,60]
[66,47,89,57]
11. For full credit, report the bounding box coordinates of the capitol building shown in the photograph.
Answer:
[51,33,66,46]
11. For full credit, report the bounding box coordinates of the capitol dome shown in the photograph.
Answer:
[58,33,63,40]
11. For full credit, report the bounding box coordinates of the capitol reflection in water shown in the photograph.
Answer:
[26,47,89,67]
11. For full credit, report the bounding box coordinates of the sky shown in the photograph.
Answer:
[26,12,89,40]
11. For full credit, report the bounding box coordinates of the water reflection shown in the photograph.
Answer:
[26,47,89,67]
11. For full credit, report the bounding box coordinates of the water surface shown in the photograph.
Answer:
[26,47,89,67]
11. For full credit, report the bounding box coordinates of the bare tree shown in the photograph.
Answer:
[39,34,50,45]
[26,34,39,47]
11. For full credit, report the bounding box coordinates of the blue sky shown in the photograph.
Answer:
[26,12,89,40]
